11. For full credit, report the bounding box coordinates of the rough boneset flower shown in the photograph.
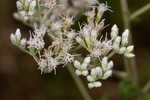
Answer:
[10,0,135,89]
[27,32,45,50]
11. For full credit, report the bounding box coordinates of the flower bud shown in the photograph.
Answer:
[82,63,88,70]
[91,67,102,77]
[111,24,118,39]
[102,70,112,79]
[30,0,36,8]
[87,75,94,82]
[122,29,129,46]
[119,47,126,54]
[107,61,114,69]
[125,53,135,58]
[75,70,82,76]
[113,36,121,51]
[88,83,94,89]
[16,1,23,10]
[93,81,102,87]
[102,57,108,68]
[83,57,91,65]
[74,60,81,69]
[20,38,27,47]
[82,70,89,76]
[126,45,134,52]
[10,34,16,45]
[15,28,21,40]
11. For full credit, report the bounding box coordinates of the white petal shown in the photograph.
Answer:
[83,56,91,65]
[16,1,23,9]
[75,70,82,76]
[82,70,89,76]
[82,63,88,70]
[20,38,27,47]
[107,61,114,69]
[74,60,81,69]
[102,70,112,79]
[111,24,119,39]
[119,47,126,54]
[122,29,129,46]
[125,53,135,58]
[88,83,94,89]
[102,57,108,68]
[10,34,16,45]
[15,28,21,40]
[127,45,134,52]
[93,81,102,87]
[113,36,121,51]
[87,75,94,82]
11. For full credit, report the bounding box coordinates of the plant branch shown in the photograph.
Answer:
[113,70,128,80]
[67,64,92,100]
[142,81,150,93]
[120,0,138,83]
[13,13,33,28]
[130,3,150,21]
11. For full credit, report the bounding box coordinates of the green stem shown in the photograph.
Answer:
[13,13,33,28]
[67,64,92,100]
[113,70,128,80]
[36,0,42,22]
[142,81,150,93]
[130,3,150,21]
[120,0,138,82]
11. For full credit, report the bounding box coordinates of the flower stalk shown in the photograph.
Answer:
[67,64,92,100]
[130,3,150,21]
[120,0,138,82]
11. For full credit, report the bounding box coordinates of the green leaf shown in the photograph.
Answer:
[119,80,139,100]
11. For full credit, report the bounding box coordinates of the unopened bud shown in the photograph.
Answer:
[122,29,129,46]
[111,24,119,39]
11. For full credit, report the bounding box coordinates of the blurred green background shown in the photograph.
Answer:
[0,0,150,100]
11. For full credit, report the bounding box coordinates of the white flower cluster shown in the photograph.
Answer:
[27,25,46,50]
[10,0,135,89]
[10,28,22,46]
[10,25,46,51]
[14,0,98,25]
[73,3,135,88]
[16,0,36,20]
[73,56,113,88]
[74,57,91,76]
[111,25,135,58]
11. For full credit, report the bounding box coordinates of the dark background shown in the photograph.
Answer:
[0,0,150,100]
